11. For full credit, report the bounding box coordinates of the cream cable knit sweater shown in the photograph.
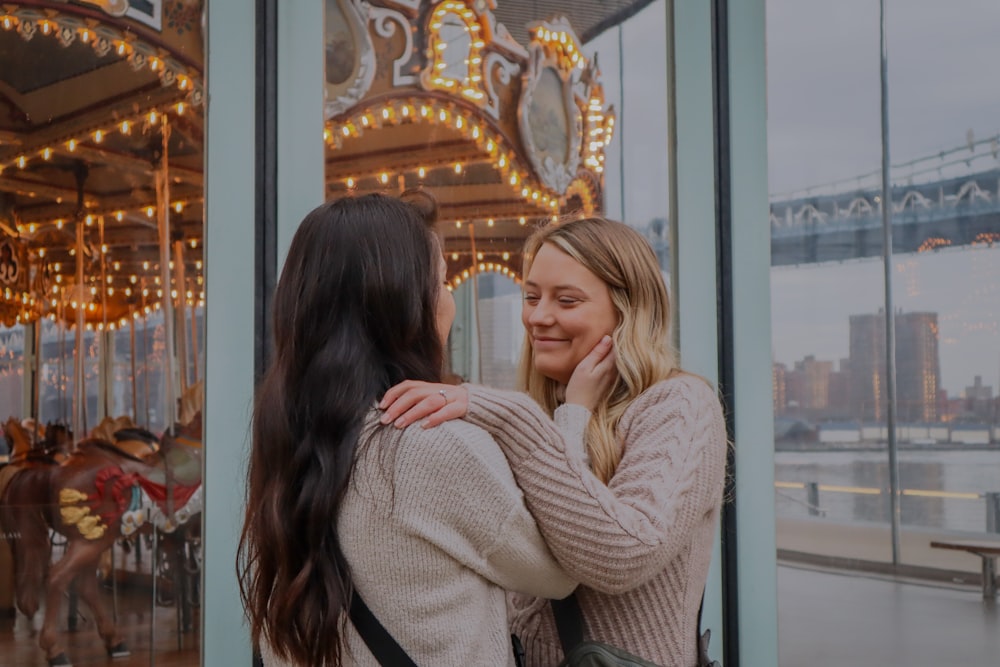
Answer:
[260,410,575,667]
[463,373,727,667]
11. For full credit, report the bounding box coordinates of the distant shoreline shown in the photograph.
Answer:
[775,441,1000,453]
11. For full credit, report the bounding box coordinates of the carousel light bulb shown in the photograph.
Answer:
[487,219,494,227]
[50,298,57,306]
[454,163,462,174]
[455,220,462,228]
[154,276,160,285]
[196,276,203,285]
[174,202,183,213]
[86,215,94,225]
[38,248,46,258]
[451,253,459,260]
[42,148,52,160]
[361,116,370,127]
[120,120,130,134]
[186,290,193,299]
[115,211,123,222]
[171,289,178,299]
[477,253,484,260]
[69,249,75,256]
[502,252,510,260]
[498,156,506,168]
[56,219,64,229]
[417,167,426,179]
[381,108,390,120]
[16,156,25,169]
[150,58,160,71]
[178,76,189,91]
[142,289,149,298]
[2,17,11,30]
[107,287,114,296]
[125,288,132,297]
[342,126,351,137]
[144,306,151,314]
[142,261,150,270]
[169,261,174,270]
[190,239,197,249]
[195,261,202,270]
[510,174,518,186]
[113,261,120,271]
[90,286,97,296]
[157,289,163,298]
[101,244,108,254]
[106,275,112,283]
[28,223,36,234]
[94,130,103,143]
[81,29,91,43]
[176,102,185,115]
[130,275,137,284]
[380,172,389,184]
[146,207,154,217]
[149,110,158,125]
[54,263,61,271]
[519,216,526,225]
[89,303,96,312]
[52,285,59,293]
[346,177,355,188]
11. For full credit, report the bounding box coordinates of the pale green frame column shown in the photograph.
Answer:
[668,1,777,664]
[203,0,256,663]
[666,0,724,655]
[277,3,325,261]
[726,0,778,664]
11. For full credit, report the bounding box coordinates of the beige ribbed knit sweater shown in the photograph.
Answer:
[260,410,575,667]
[463,373,727,667]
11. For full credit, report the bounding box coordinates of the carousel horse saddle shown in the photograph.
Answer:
[133,432,203,489]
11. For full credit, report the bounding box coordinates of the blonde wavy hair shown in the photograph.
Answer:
[518,217,679,483]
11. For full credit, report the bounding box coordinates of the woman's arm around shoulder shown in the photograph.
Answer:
[462,373,727,594]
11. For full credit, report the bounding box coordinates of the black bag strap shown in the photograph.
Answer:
[348,591,418,667]
[550,592,585,652]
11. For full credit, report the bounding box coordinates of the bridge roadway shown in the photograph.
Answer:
[770,168,1000,266]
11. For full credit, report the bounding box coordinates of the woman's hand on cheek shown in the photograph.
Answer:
[564,335,617,411]
[379,380,469,429]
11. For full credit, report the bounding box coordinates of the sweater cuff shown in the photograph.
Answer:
[554,404,591,465]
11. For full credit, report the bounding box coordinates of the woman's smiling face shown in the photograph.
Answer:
[521,243,618,385]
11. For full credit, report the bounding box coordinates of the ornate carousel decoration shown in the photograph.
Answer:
[322,0,616,286]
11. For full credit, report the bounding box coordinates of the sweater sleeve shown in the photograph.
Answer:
[463,376,727,594]
[391,420,577,600]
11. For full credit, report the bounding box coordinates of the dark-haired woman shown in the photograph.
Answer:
[238,194,574,666]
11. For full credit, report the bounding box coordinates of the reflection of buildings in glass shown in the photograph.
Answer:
[848,310,940,424]
[476,275,523,391]
[772,362,786,414]
[785,355,831,411]
[961,375,995,423]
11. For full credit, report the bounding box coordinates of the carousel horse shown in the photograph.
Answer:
[0,392,204,667]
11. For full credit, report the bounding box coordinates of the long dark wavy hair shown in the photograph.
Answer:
[237,193,444,666]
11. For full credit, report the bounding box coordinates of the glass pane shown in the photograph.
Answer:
[770,1,1000,665]
[0,3,205,665]
[324,0,667,383]
[888,1,1000,578]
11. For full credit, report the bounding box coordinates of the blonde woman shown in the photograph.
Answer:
[381,217,728,667]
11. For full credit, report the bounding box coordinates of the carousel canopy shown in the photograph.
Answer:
[0,0,204,328]
[324,0,620,286]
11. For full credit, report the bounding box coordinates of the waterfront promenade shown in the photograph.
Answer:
[779,564,1000,667]
[778,517,1000,666]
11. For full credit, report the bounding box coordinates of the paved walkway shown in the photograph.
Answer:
[779,564,1000,667]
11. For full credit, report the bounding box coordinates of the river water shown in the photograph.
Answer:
[775,448,1000,532]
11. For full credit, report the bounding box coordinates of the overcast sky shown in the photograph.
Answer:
[581,0,1000,396]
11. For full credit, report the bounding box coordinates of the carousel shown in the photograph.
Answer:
[0,1,205,665]
[323,0,615,290]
